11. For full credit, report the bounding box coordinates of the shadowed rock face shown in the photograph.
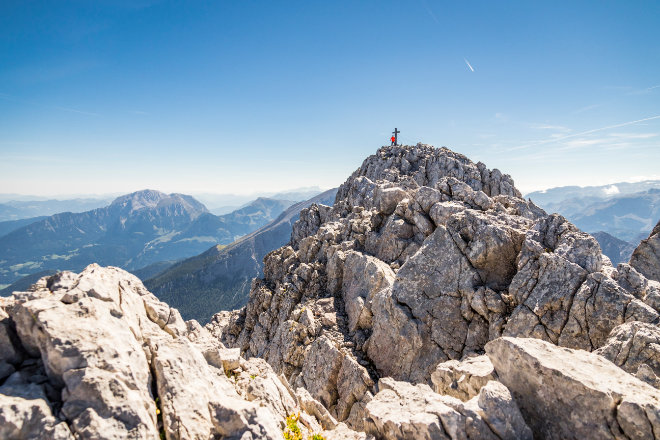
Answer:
[2,144,660,440]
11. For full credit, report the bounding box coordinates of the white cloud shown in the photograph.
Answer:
[608,132,658,139]
[531,124,571,132]
[506,115,660,152]
[627,174,660,183]
[561,138,606,149]
[603,185,620,195]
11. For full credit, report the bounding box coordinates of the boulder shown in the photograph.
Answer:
[431,355,496,400]
[596,321,660,388]
[486,336,660,440]
[0,378,73,440]
[0,266,314,439]
[362,377,531,440]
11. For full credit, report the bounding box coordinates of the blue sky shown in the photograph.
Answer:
[1,1,659,196]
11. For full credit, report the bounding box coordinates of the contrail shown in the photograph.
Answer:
[464,58,474,72]
[507,115,660,151]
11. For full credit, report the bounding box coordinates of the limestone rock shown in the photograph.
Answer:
[0,265,317,439]
[504,215,658,351]
[367,209,530,381]
[204,347,241,373]
[469,380,533,440]
[324,422,373,440]
[630,220,660,282]
[151,339,282,440]
[235,357,299,422]
[219,144,660,435]
[296,386,339,430]
[596,321,660,388]
[10,265,159,439]
[0,377,73,440]
[341,250,395,332]
[431,355,496,401]
[336,145,521,201]
[362,377,531,440]
[486,336,660,440]
[0,307,23,381]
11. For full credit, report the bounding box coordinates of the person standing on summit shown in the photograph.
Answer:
[391,128,400,146]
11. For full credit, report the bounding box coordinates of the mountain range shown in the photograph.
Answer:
[0,190,296,288]
[526,181,660,262]
[525,180,660,206]
[1,144,660,440]
[590,231,637,265]
[144,188,338,323]
[0,197,113,222]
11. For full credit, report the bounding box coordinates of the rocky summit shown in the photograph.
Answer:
[1,144,660,439]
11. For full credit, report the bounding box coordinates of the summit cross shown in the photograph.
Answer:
[392,128,400,146]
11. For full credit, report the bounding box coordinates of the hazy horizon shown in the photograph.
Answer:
[2,2,659,196]
[3,173,660,202]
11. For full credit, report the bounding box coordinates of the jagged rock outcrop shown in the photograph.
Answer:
[0,265,349,439]
[596,321,660,388]
[215,144,660,423]
[430,355,497,401]
[631,220,660,282]
[360,377,532,440]
[4,144,660,439]
[486,337,660,440]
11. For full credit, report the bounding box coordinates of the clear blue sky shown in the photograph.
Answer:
[1,0,659,196]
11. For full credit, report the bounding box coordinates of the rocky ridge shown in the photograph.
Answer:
[1,144,660,439]
[0,265,352,439]
[213,144,660,438]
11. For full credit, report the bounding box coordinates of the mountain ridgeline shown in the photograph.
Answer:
[145,188,338,323]
[0,190,296,287]
[527,182,660,242]
[0,197,113,222]
[1,144,660,440]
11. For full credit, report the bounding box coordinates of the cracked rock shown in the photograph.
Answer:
[486,336,660,440]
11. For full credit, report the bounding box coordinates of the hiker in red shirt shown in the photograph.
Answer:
[390,135,396,146]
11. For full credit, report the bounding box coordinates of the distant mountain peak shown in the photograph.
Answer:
[109,190,209,217]
[110,189,169,211]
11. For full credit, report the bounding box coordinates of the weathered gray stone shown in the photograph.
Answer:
[0,265,330,439]
[204,347,241,373]
[341,251,395,332]
[486,336,660,440]
[0,379,73,440]
[295,335,344,410]
[468,380,532,440]
[207,144,660,439]
[296,387,338,430]
[362,377,531,440]
[630,220,660,282]
[596,321,660,388]
[10,266,159,439]
[431,355,496,400]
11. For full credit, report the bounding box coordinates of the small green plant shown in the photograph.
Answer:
[155,397,165,440]
[283,412,302,440]
[311,434,326,440]
[250,374,256,380]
